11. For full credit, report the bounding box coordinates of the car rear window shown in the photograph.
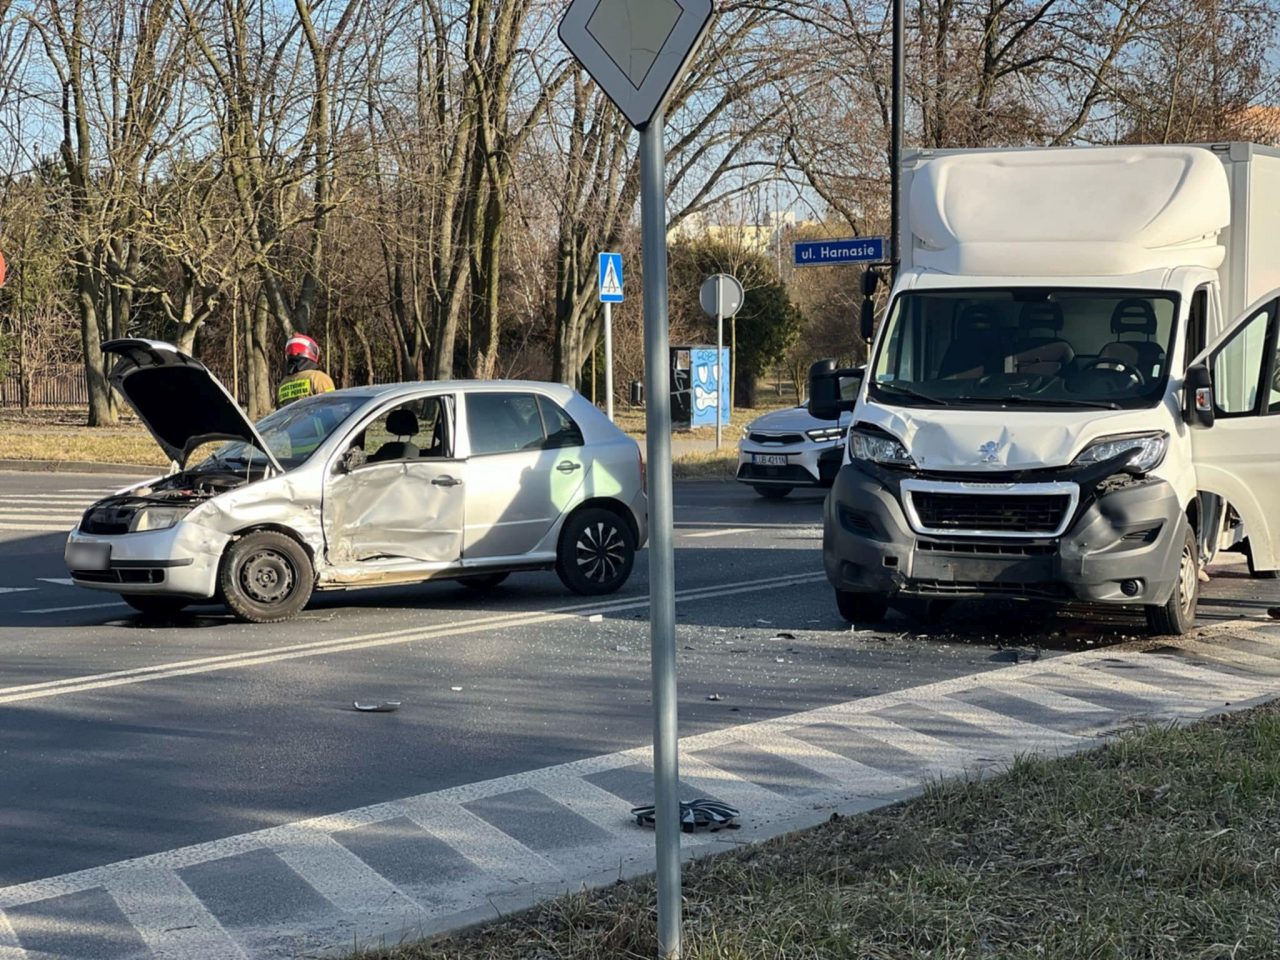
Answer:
[466,393,584,455]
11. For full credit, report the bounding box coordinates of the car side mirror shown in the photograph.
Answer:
[860,299,875,343]
[1185,363,1214,427]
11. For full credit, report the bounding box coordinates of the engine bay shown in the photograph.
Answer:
[79,469,254,534]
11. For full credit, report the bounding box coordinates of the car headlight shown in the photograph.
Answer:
[129,506,192,532]
[806,426,847,443]
[849,430,915,467]
[1073,433,1168,474]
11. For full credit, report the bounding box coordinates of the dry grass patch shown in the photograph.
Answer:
[0,410,166,466]
[356,702,1280,960]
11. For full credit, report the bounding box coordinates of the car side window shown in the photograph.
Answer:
[467,393,546,456]
[351,396,451,465]
[537,397,584,448]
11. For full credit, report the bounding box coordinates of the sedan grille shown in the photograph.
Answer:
[748,432,804,445]
[911,492,1070,535]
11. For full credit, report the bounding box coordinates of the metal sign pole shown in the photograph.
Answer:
[639,110,681,960]
[604,301,615,422]
[715,301,723,450]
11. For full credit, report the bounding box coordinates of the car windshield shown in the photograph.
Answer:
[195,394,368,472]
[869,289,1179,410]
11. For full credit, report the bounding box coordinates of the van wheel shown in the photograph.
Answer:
[836,590,890,625]
[1244,539,1280,579]
[459,572,510,591]
[220,531,314,623]
[123,595,190,618]
[557,507,635,596]
[753,485,792,499]
[1145,525,1199,636]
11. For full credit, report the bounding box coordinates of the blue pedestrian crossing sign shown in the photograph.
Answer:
[599,252,624,303]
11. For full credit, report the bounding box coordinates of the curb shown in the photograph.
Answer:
[0,458,160,477]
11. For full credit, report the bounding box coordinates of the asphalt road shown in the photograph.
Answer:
[0,469,1273,890]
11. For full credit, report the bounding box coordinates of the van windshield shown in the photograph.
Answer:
[870,289,1179,410]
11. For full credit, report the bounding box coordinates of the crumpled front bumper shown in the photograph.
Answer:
[823,463,1186,606]
[64,520,230,599]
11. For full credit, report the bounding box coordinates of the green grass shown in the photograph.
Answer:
[0,409,167,465]
[354,703,1280,960]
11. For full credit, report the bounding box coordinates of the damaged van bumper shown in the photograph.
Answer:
[823,462,1185,606]
[64,522,229,599]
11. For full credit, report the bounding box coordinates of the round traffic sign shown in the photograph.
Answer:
[699,273,744,319]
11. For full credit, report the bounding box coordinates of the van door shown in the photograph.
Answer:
[1189,293,1280,571]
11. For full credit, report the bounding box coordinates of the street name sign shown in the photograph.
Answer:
[793,236,886,267]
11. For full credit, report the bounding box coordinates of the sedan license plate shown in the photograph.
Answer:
[751,454,789,466]
[67,542,110,571]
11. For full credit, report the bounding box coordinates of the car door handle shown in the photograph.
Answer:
[556,461,582,474]
[432,476,462,487]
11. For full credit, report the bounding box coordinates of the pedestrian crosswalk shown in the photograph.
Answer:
[0,485,126,535]
[0,631,1276,960]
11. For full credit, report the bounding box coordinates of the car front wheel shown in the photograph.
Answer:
[556,507,635,596]
[219,530,315,623]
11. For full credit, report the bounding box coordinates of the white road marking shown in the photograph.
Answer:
[1,573,826,703]
[36,579,76,587]
[0,589,35,596]
[681,527,754,538]
[0,524,72,533]
[394,800,558,885]
[270,828,418,916]
[0,910,27,960]
[105,867,248,960]
[18,601,128,615]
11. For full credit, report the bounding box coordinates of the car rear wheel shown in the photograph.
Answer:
[219,530,315,623]
[556,507,635,596]
[1145,525,1199,636]
[123,595,190,617]
[752,485,792,499]
[835,590,890,625]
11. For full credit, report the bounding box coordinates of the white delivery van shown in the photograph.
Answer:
[815,142,1280,635]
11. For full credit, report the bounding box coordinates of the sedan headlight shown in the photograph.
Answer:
[806,426,847,443]
[1073,433,1168,474]
[849,430,915,467]
[129,506,192,533]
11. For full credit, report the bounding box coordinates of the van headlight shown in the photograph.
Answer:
[1073,433,1168,474]
[849,430,915,467]
[129,506,192,532]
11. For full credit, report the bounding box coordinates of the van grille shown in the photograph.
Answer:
[911,492,1070,534]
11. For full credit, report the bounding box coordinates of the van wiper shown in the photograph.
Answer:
[954,394,1121,411]
[873,382,946,405]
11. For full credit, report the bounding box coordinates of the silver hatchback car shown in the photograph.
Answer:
[65,340,648,622]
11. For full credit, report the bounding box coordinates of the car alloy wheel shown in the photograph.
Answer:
[556,506,636,596]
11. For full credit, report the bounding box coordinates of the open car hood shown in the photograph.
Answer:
[102,339,283,472]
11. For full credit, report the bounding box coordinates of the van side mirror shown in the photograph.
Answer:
[1185,363,1214,427]
[860,269,881,298]
[808,359,861,421]
[860,300,875,343]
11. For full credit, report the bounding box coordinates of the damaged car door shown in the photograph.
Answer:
[323,394,464,568]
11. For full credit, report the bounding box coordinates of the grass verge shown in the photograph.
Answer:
[0,411,166,466]
[671,450,737,480]
[356,702,1280,959]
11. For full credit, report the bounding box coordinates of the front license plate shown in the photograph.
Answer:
[67,542,110,571]
[751,454,789,466]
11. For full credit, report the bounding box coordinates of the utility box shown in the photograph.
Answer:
[669,345,729,429]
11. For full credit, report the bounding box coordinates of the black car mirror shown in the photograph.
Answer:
[808,359,841,421]
[1185,363,1214,428]
[861,269,880,298]
[860,299,875,343]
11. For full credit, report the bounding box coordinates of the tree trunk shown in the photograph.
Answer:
[246,291,272,419]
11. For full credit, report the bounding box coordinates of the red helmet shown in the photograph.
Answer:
[285,333,320,364]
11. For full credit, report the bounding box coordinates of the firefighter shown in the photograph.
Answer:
[276,333,335,407]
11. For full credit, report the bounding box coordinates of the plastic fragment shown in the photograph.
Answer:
[353,701,400,712]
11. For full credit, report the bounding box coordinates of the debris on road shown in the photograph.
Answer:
[587,613,604,623]
[631,798,741,832]
[450,686,463,691]
[707,693,724,701]
[772,632,797,641]
[353,701,401,712]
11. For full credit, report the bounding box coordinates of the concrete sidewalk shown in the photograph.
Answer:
[2,623,1277,960]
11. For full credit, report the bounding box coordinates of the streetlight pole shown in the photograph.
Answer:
[890,0,904,271]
